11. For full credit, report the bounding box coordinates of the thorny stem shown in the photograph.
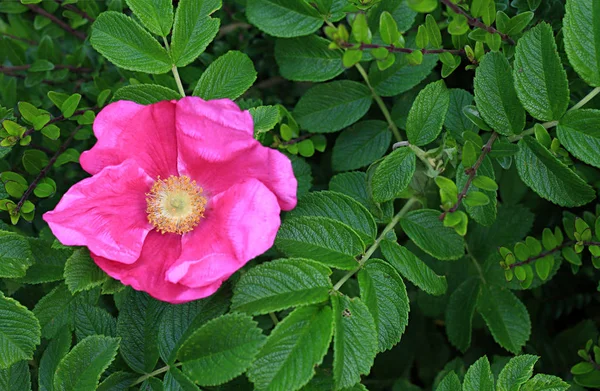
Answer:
[26,4,86,41]
[440,132,498,220]
[333,198,419,291]
[439,0,515,45]
[14,126,81,214]
[344,42,465,56]
[163,37,186,97]
[508,240,600,269]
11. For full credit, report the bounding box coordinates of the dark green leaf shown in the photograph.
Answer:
[400,209,464,260]
[557,109,600,168]
[113,84,181,104]
[332,121,392,172]
[563,0,600,87]
[193,51,257,100]
[246,0,323,38]
[275,35,343,82]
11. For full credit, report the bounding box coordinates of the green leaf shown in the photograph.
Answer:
[97,372,138,391]
[457,158,497,226]
[113,84,181,104]
[557,109,600,168]
[0,361,31,391]
[286,191,377,245]
[497,354,539,391]
[193,51,257,100]
[64,249,108,294]
[477,285,531,354]
[294,81,372,133]
[22,149,48,175]
[513,23,569,121]
[406,80,450,146]
[358,259,409,352]
[247,305,333,391]
[379,11,400,44]
[246,0,323,38]
[563,0,600,87]
[516,136,595,207]
[0,230,33,278]
[463,356,494,391]
[400,209,464,260]
[445,278,480,352]
[332,121,391,172]
[164,367,200,391]
[332,295,377,390]
[380,240,447,296]
[275,216,365,270]
[436,372,461,391]
[74,305,117,340]
[444,89,477,142]
[117,291,166,373]
[474,52,525,135]
[170,0,220,67]
[90,12,171,74]
[125,0,173,36]
[232,258,332,315]
[370,53,438,97]
[369,147,416,203]
[249,105,281,134]
[178,313,266,386]
[521,374,570,391]
[0,291,40,369]
[158,292,228,364]
[39,329,71,391]
[54,336,120,391]
[275,35,343,82]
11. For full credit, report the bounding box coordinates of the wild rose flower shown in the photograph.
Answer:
[44,97,297,303]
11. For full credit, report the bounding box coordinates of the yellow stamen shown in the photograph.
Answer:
[146,175,207,234]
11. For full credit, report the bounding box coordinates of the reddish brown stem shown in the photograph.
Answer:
[26,4,86,41]
[355,42,465,56]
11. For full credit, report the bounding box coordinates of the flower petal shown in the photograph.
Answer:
[80,100,178,178]
[175,96,255,163]
[166,178,281,288]
[43,160,153,264]
[92,231,222,304]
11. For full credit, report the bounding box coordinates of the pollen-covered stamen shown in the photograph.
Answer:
[146,175,207,234]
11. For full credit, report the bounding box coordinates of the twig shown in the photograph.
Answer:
[1,72,59,86]
[22,107,96,138]
[26,4,86,41]
[440,0,515,45]
[218,22,251,38]
[508,240,600,269]
[440,132,498,220]
[0,65,92,73]
[14,126,81,214]
[0,32,37,45]
[55,0,95,22]
[345,42,465,56]
[272,134,312,148]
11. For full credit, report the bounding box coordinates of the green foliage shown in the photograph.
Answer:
[193,51,257,100]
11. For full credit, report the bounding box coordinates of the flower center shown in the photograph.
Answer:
[146,175,207,234]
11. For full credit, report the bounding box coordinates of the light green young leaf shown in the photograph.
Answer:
[456,158,497,226]
[275,216,365,270]
[64,249,108,294]
[231,258,332,315]
[125,0,174,36]
[406,80,450,146]
[294,81,372,133]
[275,35,343,82]
[113,84,181,104]
[445,278,480,352]
[463,356,494,391]
[0,230,33,278]
[117,290,166,373]
[90,12,171,74]
[521,374,570,391]
[370,147,416,202]
[0,361,31,391]
[332,121,392,172]
[0,292,41,369]
[158,291,229,364]
[287,191,377,245]
[39,329,71,391]
[53,336,120,391]
[380,240,447,296]
[516,136,595,207]
[358,259,409,352]
[563,0,600,87]
[193,51,257,100]
[474,52,525,135]
[497,355,539,391]
[247,305,333,391]
[557,109,600,168]
[513,22,569,121]
[400,209,465,260]
[332,295,377,390]
[246,0,323,38]
[170,0,221,67]
[178,313,266,386]
[477,285,531,354]
[370,53,438,97]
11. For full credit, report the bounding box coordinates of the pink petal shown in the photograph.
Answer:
[93,231,223,304]
[166,178,281,288]
[80,100,178,178]
[43,160,153,264]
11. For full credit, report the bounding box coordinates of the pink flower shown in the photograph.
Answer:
[44,97,297,303]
